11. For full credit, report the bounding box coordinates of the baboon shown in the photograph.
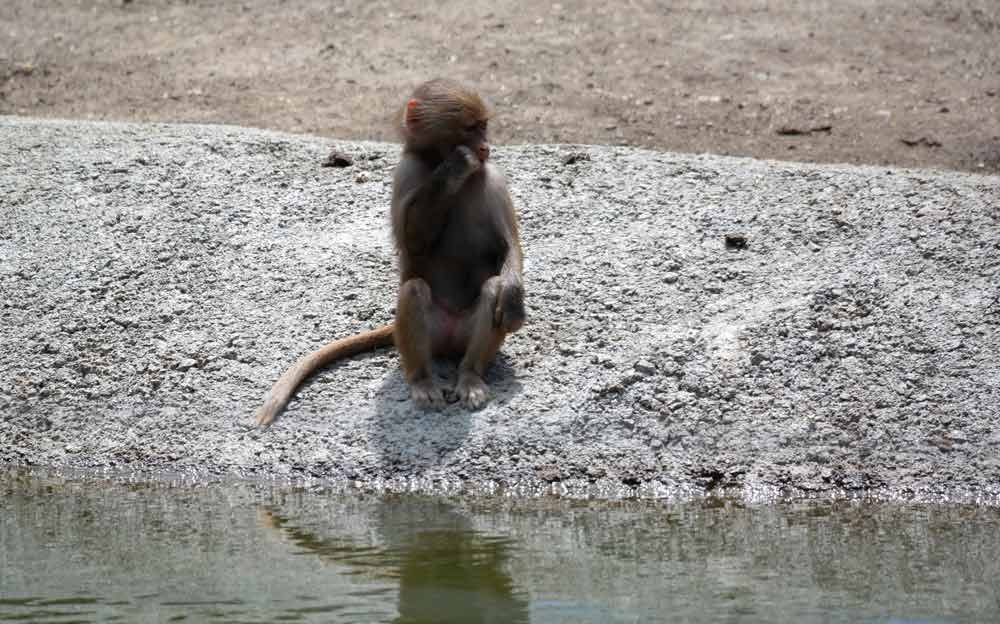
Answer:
[255,79,524,427]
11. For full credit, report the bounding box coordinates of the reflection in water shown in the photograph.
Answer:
[258,501,529,624]
[2,469,1000,623]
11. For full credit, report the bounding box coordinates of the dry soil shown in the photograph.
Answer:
[2,0,999,174]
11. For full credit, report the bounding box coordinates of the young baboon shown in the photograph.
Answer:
[255,79,525,427]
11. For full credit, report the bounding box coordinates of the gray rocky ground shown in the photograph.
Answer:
[1,117,998,501]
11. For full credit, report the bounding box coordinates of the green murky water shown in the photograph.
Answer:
[1,470,998,623]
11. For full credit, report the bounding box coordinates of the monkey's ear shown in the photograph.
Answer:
[403,99,421,129]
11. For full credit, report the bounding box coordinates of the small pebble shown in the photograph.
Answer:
[724,233,748,249]
[634,360,656,375]
[322,150,353,168]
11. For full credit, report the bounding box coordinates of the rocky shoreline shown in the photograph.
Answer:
[2,117,998,501]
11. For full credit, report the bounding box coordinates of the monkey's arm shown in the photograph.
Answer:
[492,174,524,284]
[499,227,523,286]
[492,187,526,330]
[392,147,480,254]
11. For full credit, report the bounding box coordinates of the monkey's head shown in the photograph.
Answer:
[399,78,493,163]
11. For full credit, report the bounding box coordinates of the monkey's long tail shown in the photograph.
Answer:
[255,324,395,427]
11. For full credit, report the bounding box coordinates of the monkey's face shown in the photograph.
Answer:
[424,109,490,163]
[454,119,490,163]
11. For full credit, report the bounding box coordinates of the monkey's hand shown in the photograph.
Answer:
[493,279,525,332]
[443,145,482,194]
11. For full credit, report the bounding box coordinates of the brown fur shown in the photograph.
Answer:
[255,326,393,426]
[254,79,523,427]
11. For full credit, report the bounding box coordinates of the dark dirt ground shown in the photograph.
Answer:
[2,0,999,174]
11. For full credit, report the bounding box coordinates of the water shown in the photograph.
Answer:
[1,470,998,623]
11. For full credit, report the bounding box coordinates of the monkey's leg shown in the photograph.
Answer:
[456,277,507,409]
[395,278,446,408]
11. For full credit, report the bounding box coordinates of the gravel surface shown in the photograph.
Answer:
[1,117,998,501]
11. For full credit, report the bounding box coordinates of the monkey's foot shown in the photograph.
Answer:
[411,378,446,410]
[456,372,490,410]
